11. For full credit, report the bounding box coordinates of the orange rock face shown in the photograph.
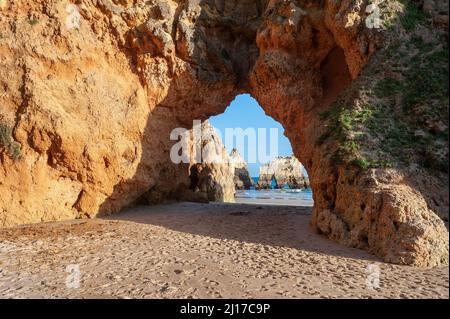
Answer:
[0,0,448,267]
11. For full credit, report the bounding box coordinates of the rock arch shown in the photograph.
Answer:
[0,0,448,266]
[257,156,308,189]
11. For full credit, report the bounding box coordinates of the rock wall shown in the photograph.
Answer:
[0,0,448,266]
[258,156,308,189]
[229,148,253,190]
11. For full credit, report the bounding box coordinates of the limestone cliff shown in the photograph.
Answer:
[229,148,253,190]
[186,121,235,203]
[0,0,448,266]
[258,156,308,189]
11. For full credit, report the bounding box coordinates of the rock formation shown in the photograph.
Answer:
[229,148,253,190]
[258,156,308,189]
[0,0,448,266]
[185,121,235,203]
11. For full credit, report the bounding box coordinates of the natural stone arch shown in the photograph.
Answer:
[271,175,277,189]
[0,0,448,267]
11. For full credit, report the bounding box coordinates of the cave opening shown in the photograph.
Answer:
[200,93,313,207]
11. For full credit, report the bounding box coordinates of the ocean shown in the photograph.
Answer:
[235,177,314,207]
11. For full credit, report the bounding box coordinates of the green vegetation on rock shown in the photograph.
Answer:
[28,18,39,26]
[318,5,449,173]
[0,123,21,161]
[398,0,428,31]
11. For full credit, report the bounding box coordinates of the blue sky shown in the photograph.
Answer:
[209,94,294,177]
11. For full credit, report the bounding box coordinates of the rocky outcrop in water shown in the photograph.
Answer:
[0,0,448,266]
[229,148,253,190]
[258,156,308,189]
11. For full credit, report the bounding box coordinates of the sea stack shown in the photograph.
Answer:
[258,156,309,189]
[187,121,235,203]
[229,148,253,190]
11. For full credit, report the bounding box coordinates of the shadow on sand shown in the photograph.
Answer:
[103,202,381,263]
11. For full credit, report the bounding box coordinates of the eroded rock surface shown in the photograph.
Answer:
[186,121,235,203]
[258,156,309,189]
[229,148,253,190]
[0,0,448,266]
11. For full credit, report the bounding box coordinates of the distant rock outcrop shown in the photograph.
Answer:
[229,148,253,190]
[186,121,235,203]
[258,156,309,189]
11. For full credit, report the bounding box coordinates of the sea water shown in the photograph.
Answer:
[235,177,314,207]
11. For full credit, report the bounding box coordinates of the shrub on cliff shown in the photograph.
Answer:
[318,0,449,174]
[0,123,21,161]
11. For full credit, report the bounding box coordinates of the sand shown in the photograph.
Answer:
[0,202,448,299]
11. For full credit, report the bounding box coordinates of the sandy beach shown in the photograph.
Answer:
[0,202,448,299]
